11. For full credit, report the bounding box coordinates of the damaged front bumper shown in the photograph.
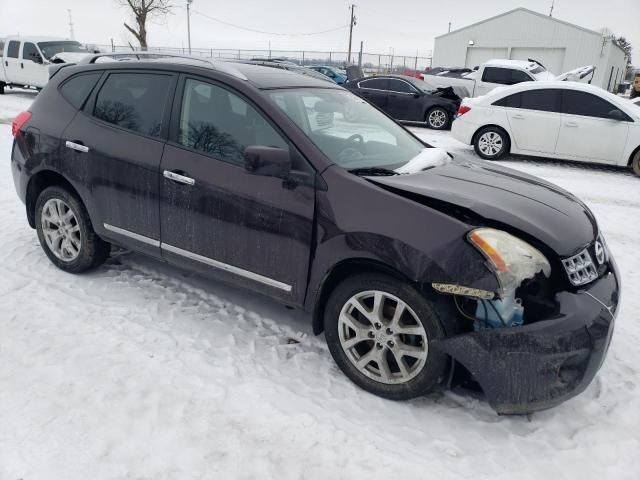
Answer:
[434,265,619,415]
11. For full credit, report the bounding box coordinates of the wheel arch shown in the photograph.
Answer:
[628,144,640,167]
[26,170,82,228]
[310,258,414,335]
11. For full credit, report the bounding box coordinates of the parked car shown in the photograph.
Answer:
[452,81,640,176]
[0,36,90,93]
[306,65,348,84]
[345,74,464,129]
[11,55,619,414]
[423,59,595,98]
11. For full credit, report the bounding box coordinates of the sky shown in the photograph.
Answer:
[0,0,638,64]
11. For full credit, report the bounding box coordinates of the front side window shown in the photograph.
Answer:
[178,78,288,165]
[267,88,429,171]
[93,73,172,137]
[22,42,42,63]
[562,90,628,120]
[388,79,416,94]
[493,89,562,113]
[359,78,389,90]
[7,41,19,58]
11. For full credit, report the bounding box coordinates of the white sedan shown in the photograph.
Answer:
[451,81,640,176]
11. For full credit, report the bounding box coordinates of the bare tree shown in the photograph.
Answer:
[117,0,174,50]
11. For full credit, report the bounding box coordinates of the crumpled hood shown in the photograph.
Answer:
[50,52,92,63]
[370,156,598,256]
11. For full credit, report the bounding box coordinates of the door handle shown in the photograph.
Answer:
[163,170,195,186]
[20,62,23,69]
[65,140,89,153]
[512,114,525,120]
[565,122,579,127]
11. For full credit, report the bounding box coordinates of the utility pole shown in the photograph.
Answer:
[549,0,555,17]
[67,9,75,40]
[186,0,193,54]
[448,22,451,33]
[347,4,356,64]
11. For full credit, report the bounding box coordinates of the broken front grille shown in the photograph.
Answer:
[562,248,598,286]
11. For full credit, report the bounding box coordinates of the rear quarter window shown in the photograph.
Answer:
[60,72,103,109]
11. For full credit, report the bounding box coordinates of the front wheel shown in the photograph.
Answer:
[324,274,448,400]
[631,150,640,177]
[35,186,110,273]
[474,126,509,160]
[426,107,450,130]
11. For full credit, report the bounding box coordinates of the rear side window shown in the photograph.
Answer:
[493,89,562,113]
[93,73,172,137]
[60,73,102,109]
[388,79,416,94]
[7,41,20,58]
[0,40,4,58]
[22,42,42,63]
[359,78,389,90]
[483,67,532,85]
[562,90,628,120]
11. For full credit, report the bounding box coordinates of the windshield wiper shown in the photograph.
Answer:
[348,167,400,176]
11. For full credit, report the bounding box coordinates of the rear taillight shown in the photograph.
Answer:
[457,105,471,117]
[12,111,32,137]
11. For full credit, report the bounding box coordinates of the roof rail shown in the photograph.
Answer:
[78,52,248,80]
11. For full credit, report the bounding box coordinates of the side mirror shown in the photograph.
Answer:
[412,92,421,98]
[30,53,43,64]
[244,146,291,179]
[608,109,626,121]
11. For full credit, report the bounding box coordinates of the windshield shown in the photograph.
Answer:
[267,88,428,170]
[530,66,546,74]
[37,41,88,59]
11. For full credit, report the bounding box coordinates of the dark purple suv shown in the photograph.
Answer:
[10,54,619,414]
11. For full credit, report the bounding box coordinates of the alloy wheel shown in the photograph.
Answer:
[428,109,447,129]
[41,198,82,262]
[338,290,429,384]
[478,131,504,157]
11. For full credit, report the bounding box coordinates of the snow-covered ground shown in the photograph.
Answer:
[1,90,639,480]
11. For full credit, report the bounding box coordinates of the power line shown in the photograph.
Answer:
[192,10,349,37]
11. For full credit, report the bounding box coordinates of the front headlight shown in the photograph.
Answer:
[468,228,551,296]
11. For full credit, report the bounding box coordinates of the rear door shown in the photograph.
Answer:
[62,70,177,256]
[4,40,21,83]
[556,90,630,164]
[356,77,389,111]
[386,78,421,121]
[159,76,316,304]
[496,88,563,154]
[476,67,533,96]
[21,42,48,88]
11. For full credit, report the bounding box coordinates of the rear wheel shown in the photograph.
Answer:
[426,107,450,130]
[474,126,509,160]
[0,81,5,95]
[631,150,640,177]
[324,273,448,400]
[35,186,110,273]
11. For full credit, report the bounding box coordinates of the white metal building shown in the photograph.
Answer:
[432,8,628,91]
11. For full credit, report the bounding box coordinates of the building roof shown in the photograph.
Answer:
[435,8,605,40]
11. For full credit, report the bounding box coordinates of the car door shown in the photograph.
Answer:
[476,67,533,97]
[62,70,177,256]
[21,42,48,88]
[356,77,389,111]
[386,78,421,121]
[556,90,630,164]
[495,88,563,154]
[4,40,21,84]
[159,76,316,303]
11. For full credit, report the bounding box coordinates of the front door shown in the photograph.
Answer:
[62,70,177,255]
[556,90,630,163]
[159,77,316,303]
[385,78,421,121]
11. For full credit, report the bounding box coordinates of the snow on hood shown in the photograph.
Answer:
[50,52,93,63]
[394,147,450,174]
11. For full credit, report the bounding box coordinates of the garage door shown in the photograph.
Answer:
[465,48,508,68]
[509,48,566,75]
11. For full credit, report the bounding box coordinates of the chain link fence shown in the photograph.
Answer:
[91,44,433,75]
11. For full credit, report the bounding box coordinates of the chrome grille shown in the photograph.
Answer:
[562,248,598,286]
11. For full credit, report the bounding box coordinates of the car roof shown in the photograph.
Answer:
[5,36,75,43]
[484,59,545,71]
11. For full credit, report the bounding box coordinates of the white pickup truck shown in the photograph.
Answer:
[421,59,595,98]
[0,36,92,94]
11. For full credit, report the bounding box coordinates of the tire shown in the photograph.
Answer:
[0,82,5,95]
[324,273,449,400]
[474,126,509,160]
[631,150,640,177]
[426,107,450,130]
[35,186,110,273]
